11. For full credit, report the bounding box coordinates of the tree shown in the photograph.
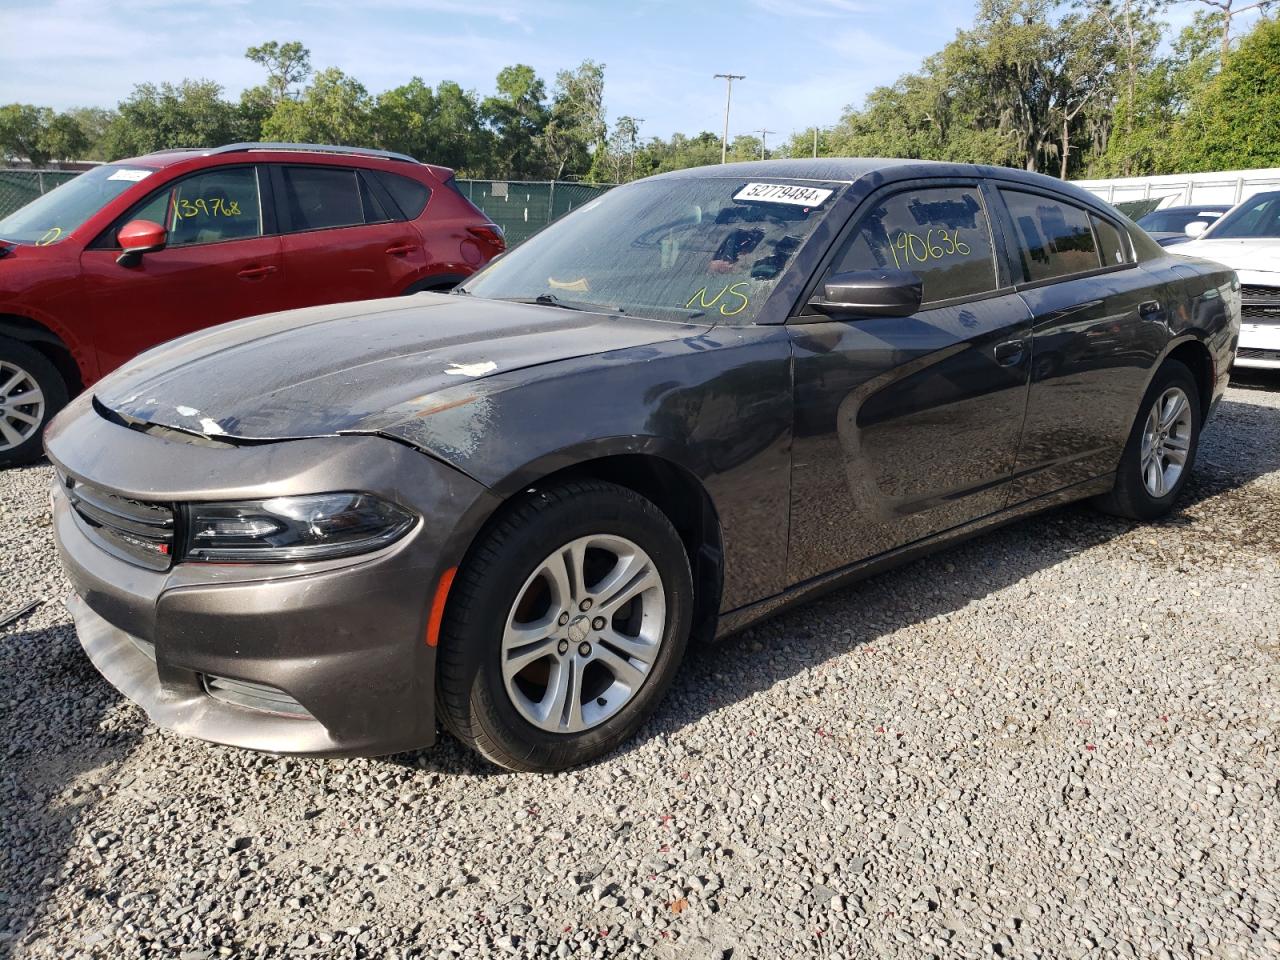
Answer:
[1173,14,1280,168]
[481,64,550,178]
[372,77,437,158]
[245,41,312,104]
[101,81,241,158]
[1180,0,1276,56]
[544,60,606,179]
[0,105,54,166]
[261,68,374,145]
[41,112,90,163]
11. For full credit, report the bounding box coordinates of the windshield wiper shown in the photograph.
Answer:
[506,294,626,314]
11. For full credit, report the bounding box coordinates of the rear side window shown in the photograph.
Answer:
[279,166,382,231]
[1001,190,1099,283]
[1091,214,1129,267]
[374,171,432,219]
[831,186,998,304]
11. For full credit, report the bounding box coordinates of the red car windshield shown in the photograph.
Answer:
[0,164,158,246]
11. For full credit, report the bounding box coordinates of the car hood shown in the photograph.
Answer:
[95,293,706,441]
[1174,237,1280,273]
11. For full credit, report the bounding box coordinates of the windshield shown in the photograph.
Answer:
[0,164,157,245]
[1137,208,1223,233]
[1206,193,1280,239]
[461,177,842,323]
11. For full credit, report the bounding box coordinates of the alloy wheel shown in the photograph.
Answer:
[1140,385,1192,498]
[500,534,666,734]
[0,360,45,453]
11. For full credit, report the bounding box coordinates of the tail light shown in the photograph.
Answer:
[467,224,506,251]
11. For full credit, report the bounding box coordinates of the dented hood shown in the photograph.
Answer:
[94,293,701,441]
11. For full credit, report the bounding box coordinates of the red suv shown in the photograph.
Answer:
[0,143,504,465]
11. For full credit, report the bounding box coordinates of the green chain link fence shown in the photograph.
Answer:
[0,169,615,247]
[453,179,615,246]
[0,169,82,221]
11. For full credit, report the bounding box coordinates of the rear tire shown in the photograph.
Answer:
[437,480,693,772]
[1093,359,1201,520]
[0,336,67,468]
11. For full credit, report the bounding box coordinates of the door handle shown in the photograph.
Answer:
[994,339,1026,366]
[237,264,278,280]
[1138,299,1162,318]
[385,243,418,256]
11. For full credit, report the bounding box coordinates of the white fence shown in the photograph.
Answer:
[1074,168,1280,209]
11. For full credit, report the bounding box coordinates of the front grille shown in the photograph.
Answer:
[1242,304,1280,324]
[1240,284,1280,304]
[202,675,312,718]
[61,473,175,571]
[1238,347,1280,362]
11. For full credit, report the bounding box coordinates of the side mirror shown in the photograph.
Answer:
[809,269,923,319]
[116,219,167,266]
[1183,220,1209,239]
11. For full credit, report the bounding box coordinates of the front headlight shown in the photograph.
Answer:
[183,492,415,563]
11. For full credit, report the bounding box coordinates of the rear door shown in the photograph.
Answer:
[787,180,1033,583]
[270,164,428,307]
[81,164,288,374]
[991,185,1168,502]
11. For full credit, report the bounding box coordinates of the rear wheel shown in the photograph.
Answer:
[437,481,693,772]
[1093,359,1201,520]
[0,337,67,468]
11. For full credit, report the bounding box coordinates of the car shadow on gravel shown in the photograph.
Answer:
[0,616,143,949]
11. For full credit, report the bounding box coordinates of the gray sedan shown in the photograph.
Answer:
[47,159,1239,771]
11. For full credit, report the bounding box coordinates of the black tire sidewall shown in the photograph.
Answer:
[1116,360,1201,519]
[450,486,693,770]
[0,336,67,468]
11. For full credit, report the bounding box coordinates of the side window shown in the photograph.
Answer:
[830,186,998,304]
[110,167,263,248]
[279,166,375,231]
[373,171,432,219]
[1000,190,1100,283]
[1091,214,1130,267]
[167,168,263,246]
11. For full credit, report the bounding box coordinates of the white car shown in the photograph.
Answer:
[1176,190,1280,370]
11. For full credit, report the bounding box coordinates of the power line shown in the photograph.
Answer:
[755,129,776,160]
[713,73,745,164]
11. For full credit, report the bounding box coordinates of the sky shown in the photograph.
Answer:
[0,0,1239,145]
[0,0,976,144]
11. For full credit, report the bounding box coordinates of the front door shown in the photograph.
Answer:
[788,182,1032,583]
[81,164,287,376]
[270,164,427,308]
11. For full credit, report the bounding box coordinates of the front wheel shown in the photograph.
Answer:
[1093,358,1201,520]
[437,481,693,772]
[0,337,68,468]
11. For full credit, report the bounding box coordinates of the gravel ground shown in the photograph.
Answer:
[2,374,1278,960]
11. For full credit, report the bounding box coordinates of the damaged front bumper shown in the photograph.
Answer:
[46,393,498,757]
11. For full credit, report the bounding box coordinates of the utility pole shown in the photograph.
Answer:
[714,73,745,164]
[812,127,818,158]
[755,129,776,160]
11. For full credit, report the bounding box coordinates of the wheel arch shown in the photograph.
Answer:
[475,449,726,646]
[0,313,87,396]
[400,273,471,295]
[1162,337,1214,423]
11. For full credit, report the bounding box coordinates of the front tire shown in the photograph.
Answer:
[437,481,693,772]
[0,336,68,468]
[1093,358,1201,520]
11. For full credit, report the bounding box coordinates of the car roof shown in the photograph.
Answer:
[111,143,453,180]
[642,157,1114,209]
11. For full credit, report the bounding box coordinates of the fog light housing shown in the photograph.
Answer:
[184,493,414,562]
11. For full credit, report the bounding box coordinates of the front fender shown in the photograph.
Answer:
[371,328,795,610]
